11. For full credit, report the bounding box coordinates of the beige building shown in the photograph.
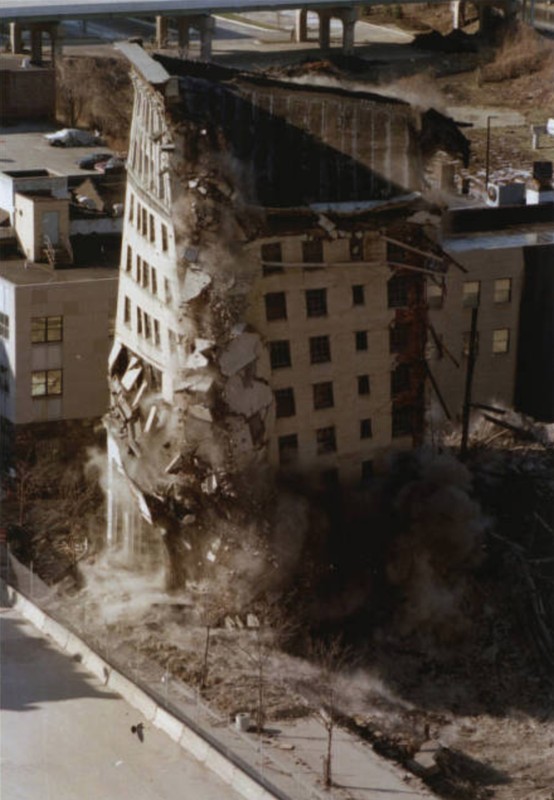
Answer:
[0,169,120,463]
[104,45,476,575]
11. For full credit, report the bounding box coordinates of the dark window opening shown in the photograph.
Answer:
[302,239,323,264]
[275,387,296,418]
[360,418,373,439]
[313,381,334,410]
[309,335,331,364]
[355,330,368,351]
[352,285,365,305]
[305,288,327,318]
[279,434,298,465]
[316,426,336,454]
[391,363,411,395]
[265,292,287,321]
[392,405,412,437]
[358,375,370,395]
[262,242,283,275]
[269,340,291,369]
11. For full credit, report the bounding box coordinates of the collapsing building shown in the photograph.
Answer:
[105,44,473,584]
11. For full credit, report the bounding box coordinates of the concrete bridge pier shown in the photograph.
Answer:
[12,22,61,65]
[156,16,169,48]
[339,7,358,54]
[318,10,332,50]
[164,15,214,60]
[9,21,22,53]
[295,6,358,53]
[177,18,190,51]
[295,9,308,42]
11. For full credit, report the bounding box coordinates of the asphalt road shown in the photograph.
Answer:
[0,607,241,800]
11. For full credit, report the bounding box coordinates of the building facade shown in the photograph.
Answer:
[105,46,472,578]
[428,204,554,426]
[0,170,120,463]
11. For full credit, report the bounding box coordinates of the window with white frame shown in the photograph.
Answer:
[31,369,62,397]
[0,312,9,340]
[494,278,512,304]
[463,281,480,308]
[492,328,510,354]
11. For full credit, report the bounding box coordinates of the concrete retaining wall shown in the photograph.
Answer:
[3,582,285,800]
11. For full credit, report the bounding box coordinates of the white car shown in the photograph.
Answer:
[45,128,101,147]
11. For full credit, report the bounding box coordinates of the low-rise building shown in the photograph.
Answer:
[428,203,554,426]
[0,167,121,463]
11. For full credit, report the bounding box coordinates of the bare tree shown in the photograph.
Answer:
[197,590,228,692]
[308,636,353,789]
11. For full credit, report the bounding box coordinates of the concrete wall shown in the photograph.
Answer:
[14,193,70,262]
[0,66,55,123]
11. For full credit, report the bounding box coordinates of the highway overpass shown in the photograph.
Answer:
[0,0,518,61]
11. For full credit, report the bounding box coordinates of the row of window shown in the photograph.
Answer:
[277,408,412,466]
[462,328,511,355]
[268,329,382,369]
[265,285,365,322]
[264,277,411,318]
[127,193,169,252]
[461,279,512,308]
[123,298,161,347]
[0,312,9,340]
[274,369,408,418]
[276,386,374,435]
[125,246,173,305]
[260,237,366,276]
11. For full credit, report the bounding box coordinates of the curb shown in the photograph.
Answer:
[2,582,288,800]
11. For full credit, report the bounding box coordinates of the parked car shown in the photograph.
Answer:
[76,152,112,170]
[95,157,126,174]
[45,128,101,147]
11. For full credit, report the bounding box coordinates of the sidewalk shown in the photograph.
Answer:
[3,554,432,800]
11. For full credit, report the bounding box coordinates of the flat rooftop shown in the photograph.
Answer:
[0,260,118,286]
[0,126,117,177]
[444,224,554,252]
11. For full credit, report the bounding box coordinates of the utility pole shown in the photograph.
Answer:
[460,306,478,460]
[485,115,497,188]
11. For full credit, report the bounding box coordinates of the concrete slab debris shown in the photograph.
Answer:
[182,268,211,301]
[201,474,218,494]
[144,405,158,434]
[121,364,143,392]
[219,333,261,377]
[132,381,148,409]
[225,375,272,417]
[175,374,215,394]
[189,404,213,423]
